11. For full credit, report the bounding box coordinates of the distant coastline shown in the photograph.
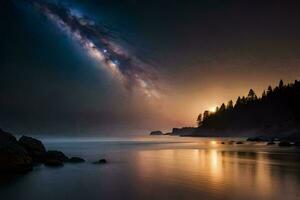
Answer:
[150,80,300,143]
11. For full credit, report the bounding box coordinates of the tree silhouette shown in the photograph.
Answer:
[279,79,284,89]
[220,103,226,112]
[197,114,202,126]
[247,89,257,101]
[267,86,273,95]
[203,110,210,121]
[241,96,247,104]
[227,100,233,109]
[197,79,300,135]
[235,96,242,108]
[262,90,266,98]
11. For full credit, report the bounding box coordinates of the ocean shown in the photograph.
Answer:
[1,136,300,200]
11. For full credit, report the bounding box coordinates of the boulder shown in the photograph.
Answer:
[44,150,68,165]
[68,157,85,163]
[246,136,267,142]
[93,158,107,164]
[228,140,235,145]
[278,141,292,147]
[0,128,17,143]
[0,143,33,173]
[0,130,33,173]
[18,136,46,161]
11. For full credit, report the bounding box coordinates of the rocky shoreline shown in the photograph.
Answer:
[0,128,106,177]
[150,128,300,147]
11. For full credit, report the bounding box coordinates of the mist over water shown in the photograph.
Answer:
[1,136,300,200]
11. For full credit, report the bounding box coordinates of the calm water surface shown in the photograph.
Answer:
[1,136,300,200]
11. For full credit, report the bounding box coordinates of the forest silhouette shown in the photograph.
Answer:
[172,80,300,139]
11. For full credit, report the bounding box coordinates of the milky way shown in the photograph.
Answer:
[28,0,160,98]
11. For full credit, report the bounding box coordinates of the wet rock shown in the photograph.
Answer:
[93,159,107,164]
[68,157,85,163]
[150,131,163,135]
[267,141,276,145]
[236,141,244,144]
[44,150,68,165]
[0,128,17,143]
[278,141,292,147]
[0,130,33,173]
[18,136,46,162]
[247,136,267,142]
[228,140,235,145]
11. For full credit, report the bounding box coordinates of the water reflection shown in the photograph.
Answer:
[136,149,300,200]
[2,139,300,200]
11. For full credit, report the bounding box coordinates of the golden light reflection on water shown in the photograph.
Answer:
[136,148,300,200]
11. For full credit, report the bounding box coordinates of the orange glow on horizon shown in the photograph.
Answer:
[209,106,217,113]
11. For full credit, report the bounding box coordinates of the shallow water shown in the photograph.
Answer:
[1,136,300,200]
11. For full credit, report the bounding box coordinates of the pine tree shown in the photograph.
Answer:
[262,90,266,98]
[197,114,202,126]
[220,103,226,111]
[241,96,246,104]
[203,110,210,121]
[227,100,234,109]
[235,96,242,107]
[247,89,257,101]
[267,86,273,95]
[279,79,284,89]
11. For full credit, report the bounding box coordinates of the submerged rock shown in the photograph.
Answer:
[278,141,292,147]
[68,157,85,163]
[221,142,225,144]
[18,136,46,162]
[93,159,107,164]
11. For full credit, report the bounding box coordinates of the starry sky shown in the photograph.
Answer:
[1,0,300,136]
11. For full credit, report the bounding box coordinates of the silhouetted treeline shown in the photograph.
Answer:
[197,80,300,131]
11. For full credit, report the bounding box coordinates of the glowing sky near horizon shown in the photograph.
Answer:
[1,0,300,135]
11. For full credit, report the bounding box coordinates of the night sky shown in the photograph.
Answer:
[1,0,300,136]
